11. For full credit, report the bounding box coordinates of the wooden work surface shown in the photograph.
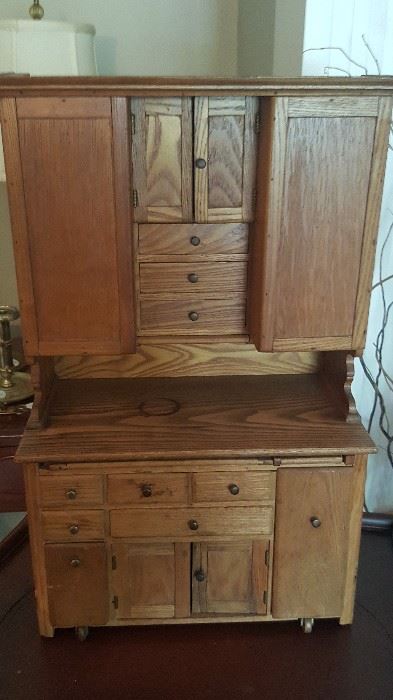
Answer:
[16,375,374,462]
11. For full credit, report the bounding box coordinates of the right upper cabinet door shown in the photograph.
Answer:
[194,97,258,223]
[249,96,392,352]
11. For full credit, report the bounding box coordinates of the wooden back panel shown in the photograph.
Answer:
[1,96,135,356]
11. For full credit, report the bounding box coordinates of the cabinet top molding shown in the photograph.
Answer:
[1,75,393,97]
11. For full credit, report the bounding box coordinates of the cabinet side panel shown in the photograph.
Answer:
[272,467,353,619]
[275,115,375,339]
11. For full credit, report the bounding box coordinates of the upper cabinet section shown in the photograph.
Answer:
[249,96,392,352]
[0,97,136,356]
[131,96,258,224]
[131,97,193,223]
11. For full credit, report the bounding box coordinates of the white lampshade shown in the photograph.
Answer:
[0,19,97,180]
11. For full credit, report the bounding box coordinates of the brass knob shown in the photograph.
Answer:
[69,524,79,535]
[310,516,321,528]
[194,569,205,582]
[70,558,80,568]
[229,483,240,496]
[141,484,152,498]
[189,311,199,322]
[188,273,199,284]
[66,489,77,500]
[188,519,199,531]
[190,236,200,247]
[195,158,207,169]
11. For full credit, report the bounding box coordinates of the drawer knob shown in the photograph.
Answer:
[194,569,205,582]
[66,489,77,500]
[195,158,207,169]
[188,273,199,284]
[310,516,321,528]
[190,236,200,247]
[188,519,199,531]
[70,558,81,568]
[229,483,240,496]
[69,524,80,535]
[141,484,152,498]
[189,311,199,322]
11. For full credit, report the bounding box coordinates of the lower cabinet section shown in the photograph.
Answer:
[192,540,269,615]
[45,543,109,627]
[112,542,190,619]
[272,468,353,618]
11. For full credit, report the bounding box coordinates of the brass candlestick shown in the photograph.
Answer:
[0,306,33,409]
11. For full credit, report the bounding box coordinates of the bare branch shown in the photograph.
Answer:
[323,66,352,77]
[362,34,381,75]
[372,273,393,290]
[303,46,368,74]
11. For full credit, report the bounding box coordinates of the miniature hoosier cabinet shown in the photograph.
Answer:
[0,76,391,639]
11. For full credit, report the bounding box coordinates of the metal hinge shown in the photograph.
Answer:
[132,189,139,208]
[252,188,257,209]
[131,112,135,134]
[111,555,117,570]
[265,549,270,567]
[263,591,268,605]
[255,112,261,134]
[112,595,119,610]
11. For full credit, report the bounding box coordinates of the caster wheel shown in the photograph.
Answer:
[300,617,314,634]
[75,626,89,642]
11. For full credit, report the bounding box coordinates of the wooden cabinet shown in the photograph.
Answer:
[1,76,390,639]
[0,97,135,356]
[272,468,354,619]
[249,96,392,351]
[192,540,269,615]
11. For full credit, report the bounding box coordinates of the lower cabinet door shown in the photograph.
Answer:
[111,542,190,619]
[192,540,269,615]
[45,542,109,627]
[272,468,353,619]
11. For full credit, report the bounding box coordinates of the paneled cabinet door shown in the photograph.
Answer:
[249,96,392,352]
[111,542,190,619]
[131,97,193,222]
[45,543,109,628]
[192,540,269,615]
[0,97,135,356]
[194,97,258,222]
[272,468,353,619]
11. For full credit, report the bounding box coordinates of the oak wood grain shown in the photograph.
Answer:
[138,223,249,255]
[41,509,105,541]
[16,375,375,463]
[107,473,189,505]
[192,471,275,503]
[139,262,247,294]
[139,297,246,334]
[39,474,104,508]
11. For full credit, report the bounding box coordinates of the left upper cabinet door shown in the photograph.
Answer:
[131,97,193,223]
[0,97,136,356]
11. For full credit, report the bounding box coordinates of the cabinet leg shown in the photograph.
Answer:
[300,618,314,633]
[75,626,89,642]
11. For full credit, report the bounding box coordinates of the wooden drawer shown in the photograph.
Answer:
[107,473,189,505]
[139,297,246,334]
[138,223,248,255]
[42,510,105,542]
[110,506,273,538]
[192,472,275,503]
[139,262,247,294]
[39,474,104,508]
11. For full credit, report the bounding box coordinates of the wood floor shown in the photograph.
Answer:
[0,531,392,700]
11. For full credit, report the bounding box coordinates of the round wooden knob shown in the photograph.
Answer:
[195,158,207,169]
[188,519,199,531]
[190,236,200,247]
[66,489,77,500]
[194,569,205,582]
[310,516,321,528]
[229,483,240,496]
[70,558,81,568]
[188,311,199,322]
[69,524,80,535]
[188,273,199,284]
[141,484,152,497]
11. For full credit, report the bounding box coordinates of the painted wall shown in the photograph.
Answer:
[238,0,276,76]
[272,0,306,76]
[303,0,393,512]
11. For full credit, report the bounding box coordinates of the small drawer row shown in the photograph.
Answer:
[39,472,276,508]
[41,505,274,542]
